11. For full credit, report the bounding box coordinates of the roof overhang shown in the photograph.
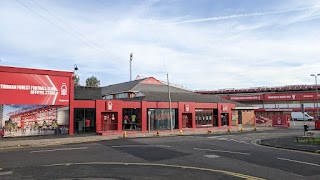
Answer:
[103,90,139,96]
[233,107,259,110]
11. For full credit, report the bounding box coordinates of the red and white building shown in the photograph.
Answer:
[196,85,320,118]
[0,65,256,137]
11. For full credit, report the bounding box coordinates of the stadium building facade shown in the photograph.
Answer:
[196,85,320,118]
[0,65,256,138]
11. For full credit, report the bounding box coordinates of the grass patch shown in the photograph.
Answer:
[295,138,320,145]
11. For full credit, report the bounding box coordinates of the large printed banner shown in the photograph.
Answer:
[0,72,70,105]
[227,93,320,102]
[264,93,301,101]
[0,104,69,137]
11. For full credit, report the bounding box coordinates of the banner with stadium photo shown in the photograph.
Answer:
[0,104,69,137]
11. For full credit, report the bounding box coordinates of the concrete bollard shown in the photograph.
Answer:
[123,131,127,138]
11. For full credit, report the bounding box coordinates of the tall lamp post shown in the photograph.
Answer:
[311,74,320,120]
[130,53,133,81]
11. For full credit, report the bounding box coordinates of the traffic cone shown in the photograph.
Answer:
[157,130,160,136]
[179,129,183,135]
[123,131,127,138]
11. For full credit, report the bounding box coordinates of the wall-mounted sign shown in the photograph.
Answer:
[0,72,70,105]
[229,95,262,101]
[185,104,189,112]
[264,93,300,101]
[107,102,113,110]
[222,105,228,112]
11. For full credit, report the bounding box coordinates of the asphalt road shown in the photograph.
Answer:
[0,130,319,180]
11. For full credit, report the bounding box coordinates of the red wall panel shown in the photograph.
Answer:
[74,100,96,108]
[0,71,70,105]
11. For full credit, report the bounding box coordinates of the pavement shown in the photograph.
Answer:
[260,137,320,153]
[1,125,319,154]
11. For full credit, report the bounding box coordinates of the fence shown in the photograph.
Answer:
[97,122,143,132]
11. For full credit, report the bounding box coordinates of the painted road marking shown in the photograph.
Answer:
[207,136,220,139]
[208,137,250,144]
[239,141,250,144]
[204,154,220,158]
[44,162,265,180]
[111,145,171,148]
[0,171,13,176]
[194,148,251,155]
[277,157,320,167]
[230,139,250,144]
[30,147,88,153]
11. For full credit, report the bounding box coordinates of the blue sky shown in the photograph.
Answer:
[1,0,320,90]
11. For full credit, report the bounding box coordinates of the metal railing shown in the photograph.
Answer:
[97,122,143,132]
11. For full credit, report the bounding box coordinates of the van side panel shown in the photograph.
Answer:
[291,112,314,121]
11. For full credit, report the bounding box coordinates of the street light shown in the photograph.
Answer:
[74,64,78,71]
[310,74,320,119]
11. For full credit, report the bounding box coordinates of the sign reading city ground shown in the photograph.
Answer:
[0,72,70,105]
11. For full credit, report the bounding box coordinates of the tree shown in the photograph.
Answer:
[86,76,100,87]
[74,75,80,86]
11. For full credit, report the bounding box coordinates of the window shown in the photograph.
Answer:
[195,109,213,127]
[147,109,177,130]
[103,95,113,100]
[115,93,128,99]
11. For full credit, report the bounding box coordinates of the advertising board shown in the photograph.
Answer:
[0,72,70,105]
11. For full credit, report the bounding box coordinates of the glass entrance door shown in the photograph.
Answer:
[74,108,96,134]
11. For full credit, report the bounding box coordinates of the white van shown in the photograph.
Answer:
[291,112,314,121]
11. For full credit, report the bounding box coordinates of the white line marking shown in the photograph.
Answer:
[251,139,261,146]
[208,137,251,145]
[30,147,88,153]
[239,141,250,144]
[194,148,251,155]
[277,157,320,167]
[0,171,13,176]
[111,145,171,148]
[204,154,220,158]
[207,136,219,139]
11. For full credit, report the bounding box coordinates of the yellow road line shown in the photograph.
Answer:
[44,161,265,180]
